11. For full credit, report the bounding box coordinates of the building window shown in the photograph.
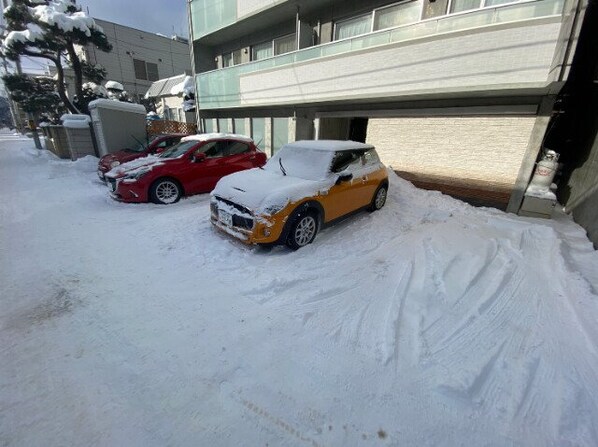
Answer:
[373,1,423,31]
[222,49,243,67]
[334,14,372,40]
[146,62,159,81]
[450,0,482,13]
[203,118,214,133]
[234,118,246,135]
[218,118,231,133]
[251,118,266,152]
[273,34,296,55]
[252,41,273,61]
[272,117,289,155]
[133,58,159,81]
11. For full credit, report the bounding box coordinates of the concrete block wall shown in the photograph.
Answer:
[65,127,96,160]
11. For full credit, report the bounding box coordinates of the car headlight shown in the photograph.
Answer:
[124,168,150,181]
[110,161,121,168]
[264,203,285,215]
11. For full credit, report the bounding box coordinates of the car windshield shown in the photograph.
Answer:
[264,145,334,181]
[128,135,160,152]
[158,140,197,159]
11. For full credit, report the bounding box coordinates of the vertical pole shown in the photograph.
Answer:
[187,0,201,133]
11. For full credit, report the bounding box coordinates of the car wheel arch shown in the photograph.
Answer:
[278,200,324,244]
[150,176,185,197]
[149,176,185,204]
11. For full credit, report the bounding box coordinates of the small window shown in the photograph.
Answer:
[450,0,482,13]
[334,14,372,40]
[227,141,250,156]
[374,1,423,31]
[133,58,147,80]
[331,150,365,173]
[363,149,381,166]
[222,53,233,67]
[252,41,273,61]
[273,34,296,55]
[146,62,159,81]
[197,140,227,158]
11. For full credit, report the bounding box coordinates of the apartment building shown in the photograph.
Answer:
[188,0,587,211]
[77,19,192,100]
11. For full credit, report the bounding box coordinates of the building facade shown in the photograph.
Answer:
[77,19,192,101]
[188,0,587,211]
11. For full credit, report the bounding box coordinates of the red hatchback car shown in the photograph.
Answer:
[105,133,267,204]
[97,133,187,181]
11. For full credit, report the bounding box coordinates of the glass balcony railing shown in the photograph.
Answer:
[197,0,565,109]
[190,0,237,40]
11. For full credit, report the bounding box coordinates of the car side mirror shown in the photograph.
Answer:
[336,172,353,185]
[192,153,206,163]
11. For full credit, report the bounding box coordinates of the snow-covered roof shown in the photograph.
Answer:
[285,140,375,152]
[144,74,187,99]
[88,99,146,114]
[182,133,253,143]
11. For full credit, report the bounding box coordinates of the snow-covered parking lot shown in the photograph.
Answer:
[1,134,598,446]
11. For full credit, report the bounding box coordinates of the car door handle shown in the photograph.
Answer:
[249,155,256,160]
[361,176,368,183]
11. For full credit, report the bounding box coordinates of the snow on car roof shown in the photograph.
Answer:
[181,133,254,143]
[284,140,375,152]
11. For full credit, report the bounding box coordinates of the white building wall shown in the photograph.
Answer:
[238,21,560,107]
[237,0,288,19]
[367,116,537,190]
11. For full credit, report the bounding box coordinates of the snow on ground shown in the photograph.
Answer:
[1,136,598,446]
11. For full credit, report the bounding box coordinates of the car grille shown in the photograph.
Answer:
[232,215,253,230]
[213,197,254,230]
[215,197,252,216]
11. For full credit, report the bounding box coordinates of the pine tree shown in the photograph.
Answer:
[1,0,112,114]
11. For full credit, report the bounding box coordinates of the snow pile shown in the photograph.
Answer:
[170,75,194,96]
[171,75,196,112]
[82,82,108,97]
[104,80,124,91]
[1,137,598,446]
[88,98,146,114]
[3,24,45,48]
[31,1,102,36]
[182,133,253,143]
[106,155,163,177]
[60,113,90,129]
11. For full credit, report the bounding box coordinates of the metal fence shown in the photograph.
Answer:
[147,120,197,136]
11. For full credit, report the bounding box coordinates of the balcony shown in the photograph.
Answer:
[196,0,565,110]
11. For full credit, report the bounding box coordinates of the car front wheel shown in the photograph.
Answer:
[150,178,181,204]
[286,212,318,250]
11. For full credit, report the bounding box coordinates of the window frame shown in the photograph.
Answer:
[373,0,426,32]
[333,12,374,41]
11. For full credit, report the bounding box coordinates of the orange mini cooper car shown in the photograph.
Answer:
[210,140,388,249]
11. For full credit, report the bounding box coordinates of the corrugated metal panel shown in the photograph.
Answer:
[146,74,187,98]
